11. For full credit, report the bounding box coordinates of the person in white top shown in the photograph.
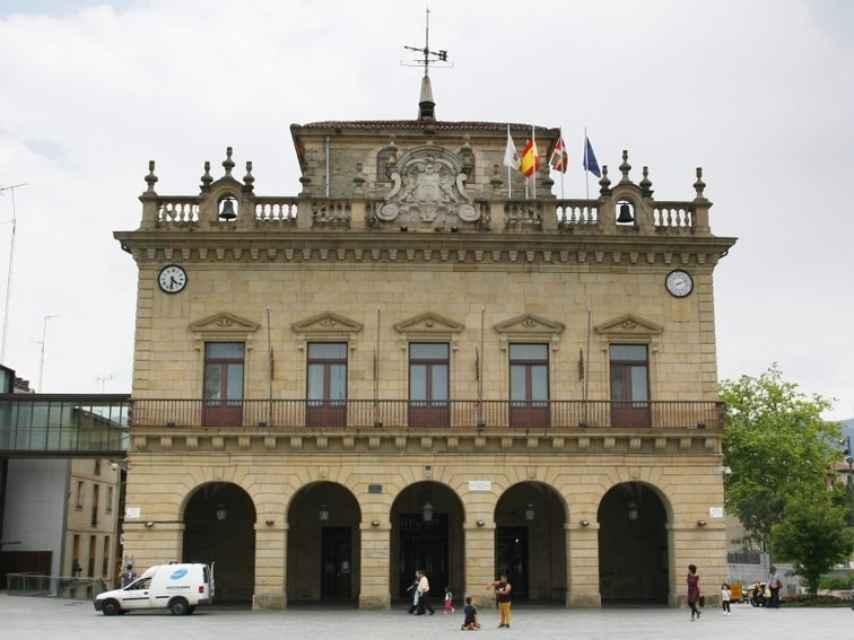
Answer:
[417,570,434,615]
[721,583,732,615]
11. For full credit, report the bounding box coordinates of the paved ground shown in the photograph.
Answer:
[1,595,851,639]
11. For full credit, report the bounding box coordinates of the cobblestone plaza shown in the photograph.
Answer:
[2,595,850,640]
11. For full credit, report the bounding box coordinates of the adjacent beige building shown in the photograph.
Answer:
[115,77,736,609]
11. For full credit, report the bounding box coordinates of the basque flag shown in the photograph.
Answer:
[583,136,601,178]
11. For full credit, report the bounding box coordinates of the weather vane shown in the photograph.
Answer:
[402,8,452,75]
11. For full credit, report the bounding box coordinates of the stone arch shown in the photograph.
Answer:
[177,467,264,522]
[388,479,466,603]
[281,467,364,520]
[182,481,257,604]
[596,479,672,605]
[493,481,568,602]
[591,470,674,525]
[286,480,363,604]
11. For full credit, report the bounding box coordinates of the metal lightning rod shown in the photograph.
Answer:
[0,183,27,364]
[402,7,452,72]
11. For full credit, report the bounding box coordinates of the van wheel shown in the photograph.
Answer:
[101,599,120,616]
[169,597,190,616]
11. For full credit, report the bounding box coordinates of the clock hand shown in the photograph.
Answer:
[170,276,178,287]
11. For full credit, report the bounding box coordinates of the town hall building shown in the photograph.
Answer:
[115,74,736,609]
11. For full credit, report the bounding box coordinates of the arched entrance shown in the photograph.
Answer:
[597,482,670,605]
[494,482,567,602]
[183,482,256,605]
[286,482,361,604]
[390,481,464,602]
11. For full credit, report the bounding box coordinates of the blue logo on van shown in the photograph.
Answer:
[169,569,188,580]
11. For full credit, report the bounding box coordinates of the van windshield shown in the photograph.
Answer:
[125,577,151,591]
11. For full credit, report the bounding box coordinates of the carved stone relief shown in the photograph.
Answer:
[377,146,478,227]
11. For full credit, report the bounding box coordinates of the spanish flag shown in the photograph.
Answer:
[520,138,538,177]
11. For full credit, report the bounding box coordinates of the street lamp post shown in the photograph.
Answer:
[36,314,58,392]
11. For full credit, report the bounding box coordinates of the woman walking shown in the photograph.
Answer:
[687,564,702,621]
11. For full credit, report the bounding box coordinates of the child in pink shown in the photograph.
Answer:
[443,587,455,614]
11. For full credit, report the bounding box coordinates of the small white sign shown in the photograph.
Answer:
[468,480,492,492]
[125,507,141,520]
[709,506,724,519]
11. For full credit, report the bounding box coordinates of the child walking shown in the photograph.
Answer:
[443,587,455,614]
[721,583,732,615]
[461,596,480,631]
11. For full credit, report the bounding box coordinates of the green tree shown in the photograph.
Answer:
[721,366,840,550]
[770,487,854,595]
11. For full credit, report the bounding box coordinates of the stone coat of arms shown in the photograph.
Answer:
[377,147,478,226]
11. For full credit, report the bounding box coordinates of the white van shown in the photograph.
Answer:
[94,563,214,616]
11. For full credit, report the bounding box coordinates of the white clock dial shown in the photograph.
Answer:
[665,270,693,298]
[158,264,188,294]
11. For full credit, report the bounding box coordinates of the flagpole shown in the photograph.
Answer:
[584,126,590,200]
[531,125,537,200]
[507,125,512,200]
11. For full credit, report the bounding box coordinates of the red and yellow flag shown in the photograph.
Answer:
[520,139,538,177]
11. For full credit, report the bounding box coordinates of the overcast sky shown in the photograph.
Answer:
[0,0,851,419]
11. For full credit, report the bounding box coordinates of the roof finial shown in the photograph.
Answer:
[200,161,213,193]
[598,165,612,196]
[693,167,707,201]
[619,150,632,183]
[640,166,653,198]
[242,161,255,193]
[144,160,158,194]
[222,146,235,177]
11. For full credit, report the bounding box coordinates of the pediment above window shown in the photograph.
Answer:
[393,312,464,335]
[291,311,364,335]
[189,312,260,335]
[493,314,565,336]
[594,313,663,337]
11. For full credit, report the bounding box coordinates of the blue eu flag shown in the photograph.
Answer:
[583,137,601,178]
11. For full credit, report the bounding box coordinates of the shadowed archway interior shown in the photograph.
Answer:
[494,482,567,602]
[183,482,256,605]
[286,482,362,604]
[597,482,669,605]
[390,481,465,603]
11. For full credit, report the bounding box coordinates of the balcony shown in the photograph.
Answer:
[131,399,723,432]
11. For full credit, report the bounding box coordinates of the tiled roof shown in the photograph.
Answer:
[293,120,558,134]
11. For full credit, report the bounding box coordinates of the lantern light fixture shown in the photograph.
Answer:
[525,503,535,521]
[627,501,639,521]
[215,504,228,521]
[319,504,330,522]
[422,501,434,523]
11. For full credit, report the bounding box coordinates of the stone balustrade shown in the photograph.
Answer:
[136,152,715,237]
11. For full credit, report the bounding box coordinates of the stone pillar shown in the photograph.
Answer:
[566,522,601,608]
[359,523,391,609]
[122,521,184,571]
[253,523,287,609]
[668,523,727,607]
[464,523,495,608]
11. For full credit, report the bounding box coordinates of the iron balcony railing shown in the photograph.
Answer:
[131,399,723,431]
[0,394,130,456]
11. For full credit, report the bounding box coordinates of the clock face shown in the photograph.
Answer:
[665,270,694,298]
[158,264,187,294]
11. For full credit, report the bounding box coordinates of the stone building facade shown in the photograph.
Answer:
[115,79,736,609]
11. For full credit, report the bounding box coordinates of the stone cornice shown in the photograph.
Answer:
[115,231,736,269]
[129,429,721,456]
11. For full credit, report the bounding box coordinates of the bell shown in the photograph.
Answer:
[219,198,237,221]
[617,202,634,223]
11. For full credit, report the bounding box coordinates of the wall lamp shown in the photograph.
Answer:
[144,521,154,529]
[476,519,485,528]
[697,520,707,528]
[579,520,591,528]
[371,520,381,528]
[265,519,275,527]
